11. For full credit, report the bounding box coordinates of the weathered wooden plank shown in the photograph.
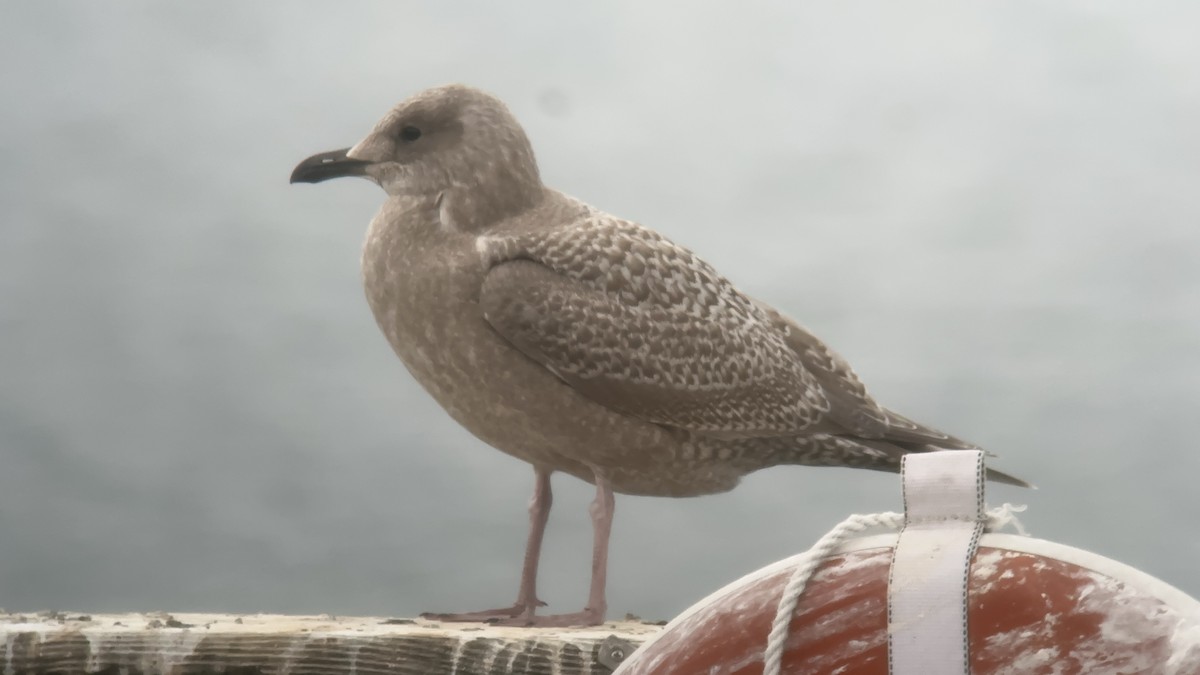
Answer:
[0,612,662,675]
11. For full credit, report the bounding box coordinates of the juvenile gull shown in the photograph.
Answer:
[290,84,1028,627]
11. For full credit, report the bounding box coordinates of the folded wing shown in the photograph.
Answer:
[477,216,830,437]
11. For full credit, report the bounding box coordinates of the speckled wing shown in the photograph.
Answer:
[477,215,831,436]
[757,302,979,449]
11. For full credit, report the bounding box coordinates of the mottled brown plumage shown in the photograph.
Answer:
[291,84,1027,627]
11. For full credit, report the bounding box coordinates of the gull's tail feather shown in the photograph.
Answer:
[831,436,1035,489]
[983,466,1035,489]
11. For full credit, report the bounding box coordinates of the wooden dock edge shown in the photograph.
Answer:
[0,611,665,674]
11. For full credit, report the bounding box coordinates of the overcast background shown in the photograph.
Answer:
[2,2,1198,620]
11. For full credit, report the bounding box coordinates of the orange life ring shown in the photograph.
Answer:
[616,533,1200,674]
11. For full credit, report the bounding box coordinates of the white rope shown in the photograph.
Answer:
[761,511,902,675]
[761,504,1027,675]
[986,502,1028,536]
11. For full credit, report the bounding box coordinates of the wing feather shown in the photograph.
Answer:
[757,302,980,449]
[478,215,830,436]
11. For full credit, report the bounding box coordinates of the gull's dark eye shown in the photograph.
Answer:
[399,125,422,142]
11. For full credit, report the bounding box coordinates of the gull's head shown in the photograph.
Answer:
[291,84,542,222]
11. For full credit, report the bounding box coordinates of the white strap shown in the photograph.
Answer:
[888,450,985,675]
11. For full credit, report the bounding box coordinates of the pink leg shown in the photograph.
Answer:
[490,471,614,627]
[513,467,553,610]
[422,467,553,622]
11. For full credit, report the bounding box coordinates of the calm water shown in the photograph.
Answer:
[2,2,1198,619]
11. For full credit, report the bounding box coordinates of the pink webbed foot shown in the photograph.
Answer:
[420,600,546,623]
[485,605,606,627]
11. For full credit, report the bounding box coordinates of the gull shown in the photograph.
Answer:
[290,84,1028,627]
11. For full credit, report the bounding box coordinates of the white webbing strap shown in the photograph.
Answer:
[888,450,986,675]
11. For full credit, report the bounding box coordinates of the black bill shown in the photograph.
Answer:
[290,148,371,184]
